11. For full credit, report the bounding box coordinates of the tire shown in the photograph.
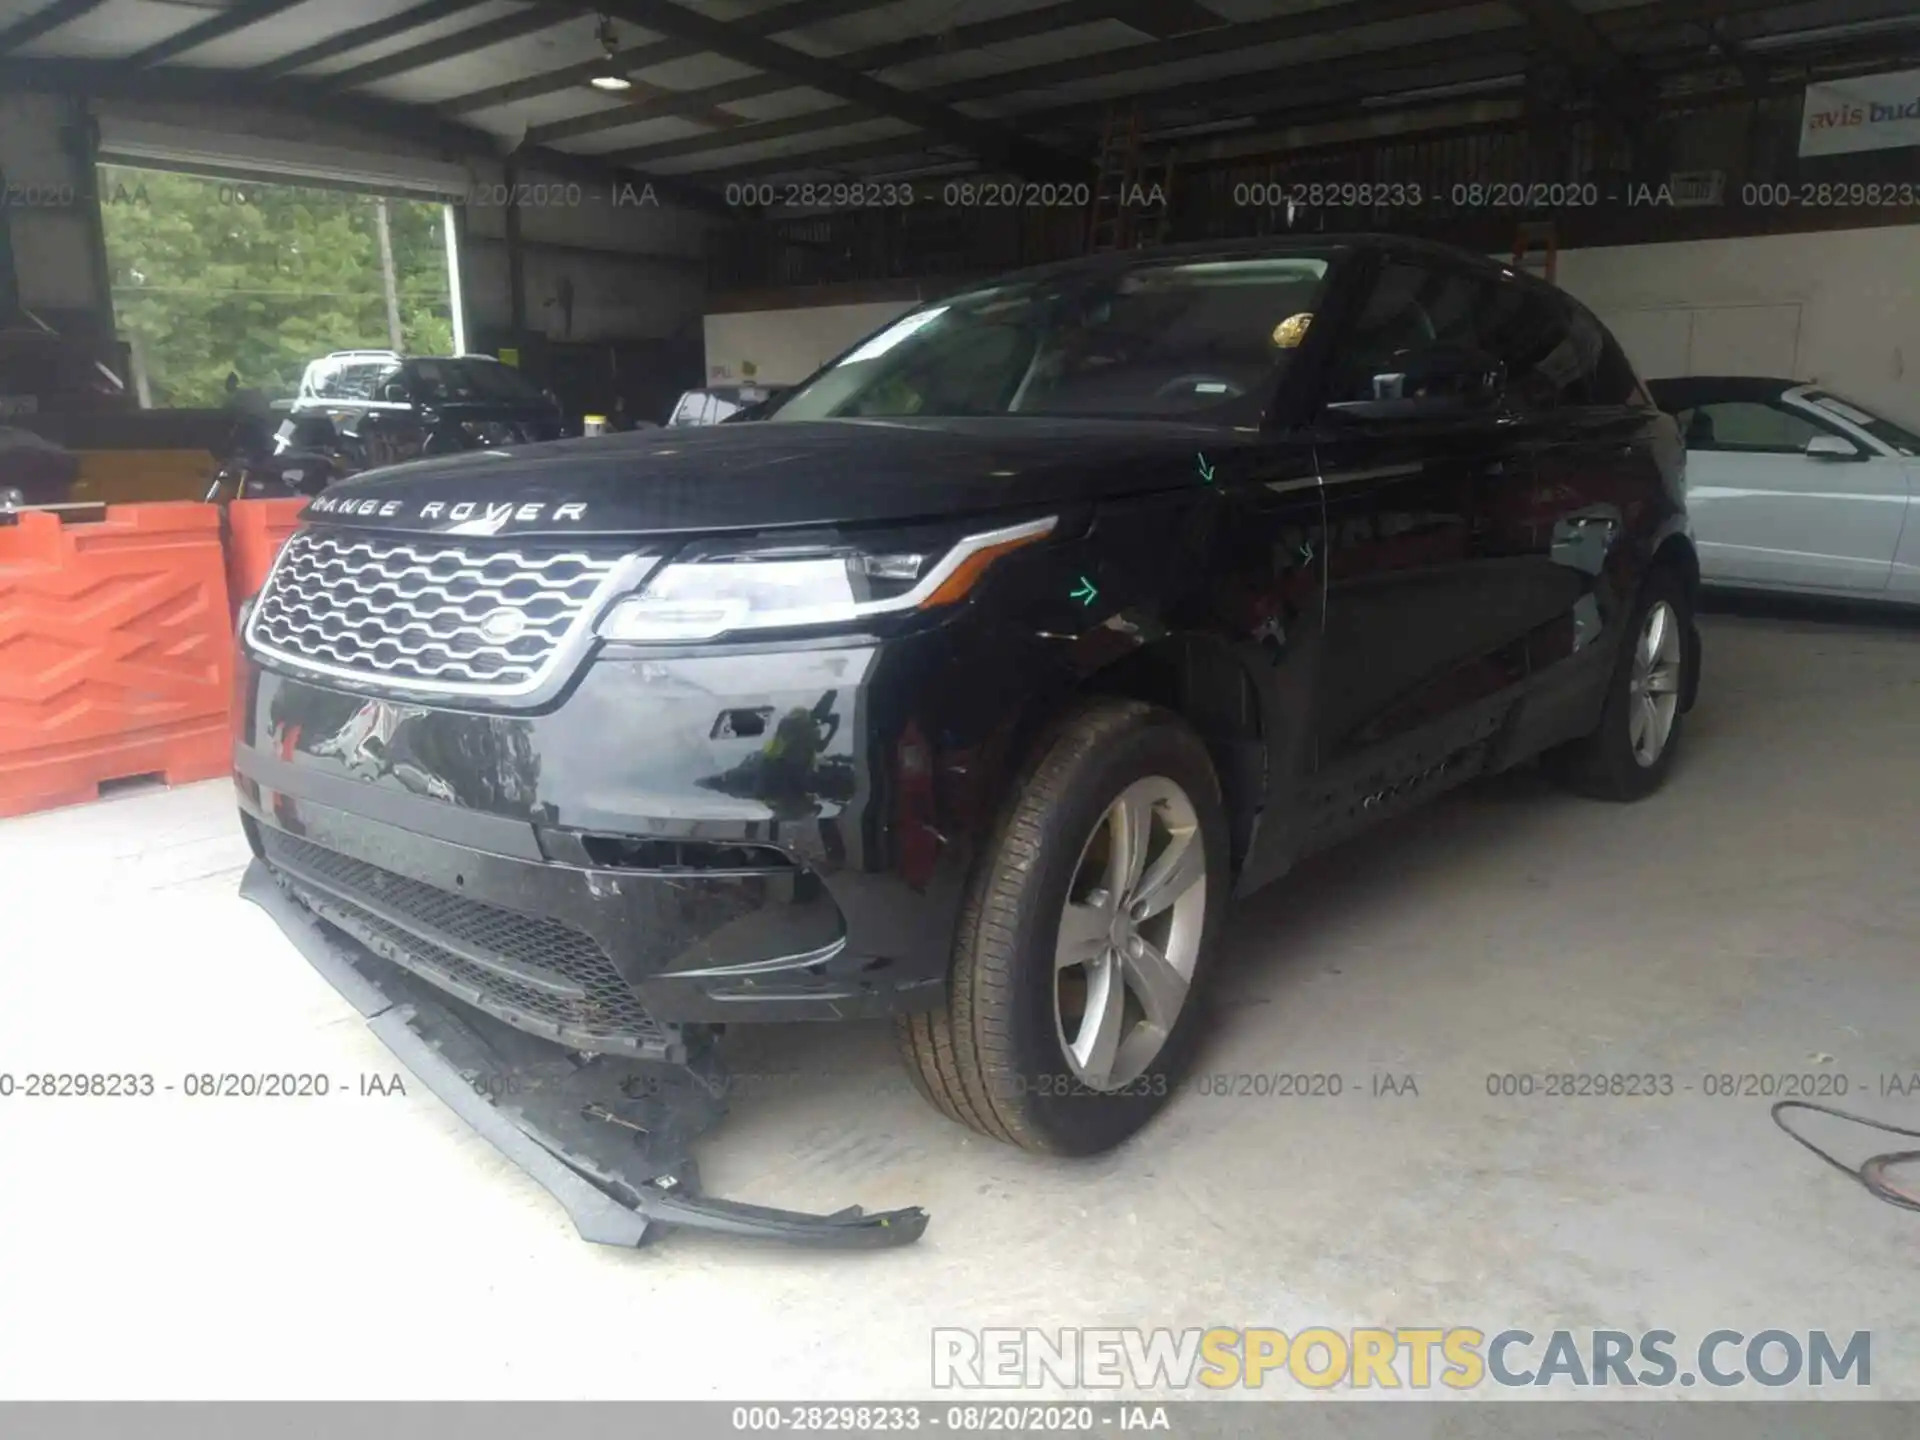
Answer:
[1546,563,1693,801]
[896,699,1229,1155]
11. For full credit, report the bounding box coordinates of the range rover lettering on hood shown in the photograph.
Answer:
[308,496,588,524]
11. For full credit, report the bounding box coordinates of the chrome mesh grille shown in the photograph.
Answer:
[247,530,624,693]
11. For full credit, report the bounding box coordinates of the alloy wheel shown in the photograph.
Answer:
[1053,775,1208,1091]
[1627,598,1683,768]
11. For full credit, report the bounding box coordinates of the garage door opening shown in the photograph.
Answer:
[95,165,461,409]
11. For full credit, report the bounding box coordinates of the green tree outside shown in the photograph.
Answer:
[97,165,455,408]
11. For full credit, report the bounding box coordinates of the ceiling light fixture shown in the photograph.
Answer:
[589,15,631,92]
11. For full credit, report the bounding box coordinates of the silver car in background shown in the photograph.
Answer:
[1649,376,1920,605]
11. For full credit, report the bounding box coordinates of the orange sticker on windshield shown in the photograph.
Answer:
[1273,312,1313,348]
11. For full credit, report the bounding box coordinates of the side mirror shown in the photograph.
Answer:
[1805,434,1863,461]
[1327,344,1507,422]
[381,382,410,403]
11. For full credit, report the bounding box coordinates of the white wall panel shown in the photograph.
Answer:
[1557,225,1920,421]
[703,299,920,384]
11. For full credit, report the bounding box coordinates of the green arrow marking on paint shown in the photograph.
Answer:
[1070,576,1098,606]
[1197,452,1215,484]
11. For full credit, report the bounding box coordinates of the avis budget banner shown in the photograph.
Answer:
[1800,67,1920,156]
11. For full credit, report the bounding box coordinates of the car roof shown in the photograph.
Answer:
[938,232,1543,296]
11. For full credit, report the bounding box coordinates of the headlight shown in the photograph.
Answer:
[598,515,1056,643]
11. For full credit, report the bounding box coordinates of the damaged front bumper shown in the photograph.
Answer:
[242,860,929,1250]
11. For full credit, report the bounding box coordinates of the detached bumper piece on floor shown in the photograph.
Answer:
[240,860,929,1250]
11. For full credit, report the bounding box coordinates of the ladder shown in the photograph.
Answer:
[1140,153,1176,247]
[1512,220,1558,284]
[1085,107,1172,253]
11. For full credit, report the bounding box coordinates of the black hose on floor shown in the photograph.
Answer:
[1773,1100,1920,1212]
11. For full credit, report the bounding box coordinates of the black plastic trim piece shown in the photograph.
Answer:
[240,860,930,1251]
[235,744,545,861]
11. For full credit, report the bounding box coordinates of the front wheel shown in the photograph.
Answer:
[896,700,1228,1155]
[1546,565,1694,801]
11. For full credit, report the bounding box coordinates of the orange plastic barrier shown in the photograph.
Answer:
[224,497,308,616]
[0,502,235,817]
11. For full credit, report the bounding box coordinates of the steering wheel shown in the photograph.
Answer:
[1152,374,1246,402]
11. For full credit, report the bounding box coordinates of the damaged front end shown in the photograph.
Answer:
[242,862,929,1250]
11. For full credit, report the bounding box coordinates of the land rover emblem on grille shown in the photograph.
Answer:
[477,608,529,644]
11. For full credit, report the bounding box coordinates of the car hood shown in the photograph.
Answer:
[301,417,1278,537]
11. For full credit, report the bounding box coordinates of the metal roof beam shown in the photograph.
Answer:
[126,0,311,68]
[685,0,1816,186]
[253,0,492,80]
[589,0,1080,179]
[503,0,1113,144]
[325,7,573,90]
[1506,0,1628,79]
[694,29,1527,182]
[1100,0,1229,40]
[601,0,1475,165]
[0,56,730,216]
[1504,0,1658,130]
[0,0,109,56]
[445,0,886,115]
[509,0,1112,143]
[1701,15,1768,94]
[608,0,1786,173]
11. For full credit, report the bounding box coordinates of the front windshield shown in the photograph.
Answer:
[408,358,547,406]
[768,254,1335,423]
[1801,389,1920,457]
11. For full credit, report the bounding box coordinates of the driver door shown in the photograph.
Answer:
[1679,398,1909,592]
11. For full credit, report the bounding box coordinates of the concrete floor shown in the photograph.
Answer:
[3,609,1918,1400]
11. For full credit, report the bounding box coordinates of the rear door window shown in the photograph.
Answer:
[1331,260,1606,414]
[1330,260,1484,402]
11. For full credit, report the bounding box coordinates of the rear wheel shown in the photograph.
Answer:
[896,700,1228,1154]
[1547,565,1692,801]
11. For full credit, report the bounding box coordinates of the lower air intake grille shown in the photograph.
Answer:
[262,829,670,1056]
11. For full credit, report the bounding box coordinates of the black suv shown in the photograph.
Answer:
[280,350,564,470]
[235,237,1698,1246]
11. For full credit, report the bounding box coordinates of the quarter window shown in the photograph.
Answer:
[1477,281,1581,411]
